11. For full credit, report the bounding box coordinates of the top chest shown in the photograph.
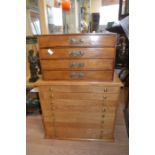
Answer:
[38,33,117,81]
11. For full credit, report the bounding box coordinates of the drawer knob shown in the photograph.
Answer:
[102,114,105,118]
[102,108,106,112]
[69,51,84,57]
[101,120,104,124]
[50,93,54,98]
[69,38,83,44]
[70,63,84,68]
[103,96,107,100]
[70,72,85,79]
[104,88,107,92]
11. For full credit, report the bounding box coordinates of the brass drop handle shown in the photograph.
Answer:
[102,108,106,112]
[49,88,54,98]
[70,63,84,68]
[69,51,84,57]
[103,96,107,100]
[70,72,85,79]
[102,114,105,118]
[50,93,54,98]
[104,88,107,92]
[69,38,83,44]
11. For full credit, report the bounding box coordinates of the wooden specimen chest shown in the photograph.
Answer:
[36,74,122,141]
[37,33,122,141]
[38,33,117,81]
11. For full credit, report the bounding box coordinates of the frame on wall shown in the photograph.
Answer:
[119,0,129,20]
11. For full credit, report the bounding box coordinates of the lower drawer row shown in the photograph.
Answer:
[38,84,120,140]
[41,100,117,140]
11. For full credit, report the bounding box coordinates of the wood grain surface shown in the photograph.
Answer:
[26,92,128,155]
[38,33,117,48]
[39,48,115,59]
[41,59,114,70]
[42,70,113,81]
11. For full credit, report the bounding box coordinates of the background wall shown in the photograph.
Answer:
[91,0,101,13]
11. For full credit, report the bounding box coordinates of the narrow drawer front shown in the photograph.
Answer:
[39,48,115,59]
[52,99,118,107]
[42,71,113,81]
[38,34,117,48]
[44,85,120,93]
[48,92,119,101]
[50,102,116,113]
[44,112,115,124]
[41,59,114,70]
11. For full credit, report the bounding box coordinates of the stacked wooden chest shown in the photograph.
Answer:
[37,33,122,141]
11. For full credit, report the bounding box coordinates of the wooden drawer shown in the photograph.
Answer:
[46,92,119,101]
[40,85,120,93]
[39,84,120,94]
[51,99,118,107]
[52,102,116,113]
[41,59,114,70]
[45,111,115,123]
[39,48,115,59]
[38,34,117,48]
[42,71,113,81]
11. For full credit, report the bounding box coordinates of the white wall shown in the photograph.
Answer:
[91,0,102,13]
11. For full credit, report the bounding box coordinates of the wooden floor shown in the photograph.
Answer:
[26,88,129,155]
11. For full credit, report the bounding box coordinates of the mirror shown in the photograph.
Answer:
[119,0,129,20]
[26,0,123,34]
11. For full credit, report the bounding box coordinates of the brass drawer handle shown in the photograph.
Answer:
[102,108,106,112]
[69,38,83,44]
[103,96,107,100]
[70,72,85,79]
[50,94,54,98]
[70,63,84,68]
[102,114,105,118]
[104,88,107,92]
[69,51,84,57]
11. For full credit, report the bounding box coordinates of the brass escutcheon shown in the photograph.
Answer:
[70,72,85,79]
[69,38,83,44]
[69,51,84,57]
[70,63,84,68]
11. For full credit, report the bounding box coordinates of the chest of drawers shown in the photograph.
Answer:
[36,74,122,141]
[38,33,117,81]
[37,33,122,141]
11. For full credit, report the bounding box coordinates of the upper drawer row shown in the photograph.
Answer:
[39,48,115,59]
[38,34,117,48]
